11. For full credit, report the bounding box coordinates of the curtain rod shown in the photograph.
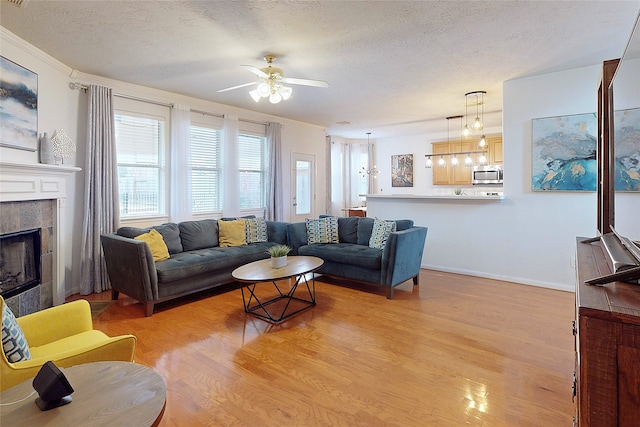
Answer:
[70,82,268,126]
[69,82,172,107]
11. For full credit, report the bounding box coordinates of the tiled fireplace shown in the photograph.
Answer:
[0,200,54,316]
[0,162,80,316]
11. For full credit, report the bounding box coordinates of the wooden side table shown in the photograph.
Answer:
[0,361,166,426]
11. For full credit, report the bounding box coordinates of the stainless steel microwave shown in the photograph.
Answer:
[472,165,503,185]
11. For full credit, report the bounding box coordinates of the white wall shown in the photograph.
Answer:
[0,27,326,297]
[369,65,608,292]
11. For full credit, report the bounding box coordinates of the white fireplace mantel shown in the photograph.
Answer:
[0,161,80,203]
[0,161,81,305]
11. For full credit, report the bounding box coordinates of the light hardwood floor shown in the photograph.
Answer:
[74,270,575,426]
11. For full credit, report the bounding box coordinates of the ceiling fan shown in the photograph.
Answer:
[217,55,329,104]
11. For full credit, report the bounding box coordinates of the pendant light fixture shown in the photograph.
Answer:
[463,90,486,140]
[426,114,488,169]
[360,132,379,178]
[462,96,471,138]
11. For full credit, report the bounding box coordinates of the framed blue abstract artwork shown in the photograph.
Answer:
[614,107,640,191]
[0,56,38,151]
[531,112,597,191]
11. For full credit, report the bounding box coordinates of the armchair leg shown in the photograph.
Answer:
[112,290,119,300]
[413,275,419,286]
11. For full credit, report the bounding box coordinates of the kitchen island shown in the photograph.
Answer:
[365,193,504,202]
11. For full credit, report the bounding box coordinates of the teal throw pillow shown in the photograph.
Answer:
[245,217,268,243]
[306,217,339,244]
[2,302,31,363]
[369,218,397,250]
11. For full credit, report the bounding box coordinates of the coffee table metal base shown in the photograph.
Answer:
[241,273,316,323]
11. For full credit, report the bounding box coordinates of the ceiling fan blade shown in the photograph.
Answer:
[281,77,329,88]
[241,65,269,79]
[216,82,257,93]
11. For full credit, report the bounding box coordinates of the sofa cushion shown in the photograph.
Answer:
[369,218,397,249]
[179,219,218,251]
[338,217,359,244]
[357,218,414,244]
[245,217,268,243]
[155,242,276,283]
[118,222,183,254]
[219,219,247,247]
[298,243,382,270]
[356,217,376,245]
[306,217,339,244]
[319,215,359,244]
[134,229,170,261]
[2,303,31,363]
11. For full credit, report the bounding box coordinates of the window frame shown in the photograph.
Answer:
[113,98,170,225]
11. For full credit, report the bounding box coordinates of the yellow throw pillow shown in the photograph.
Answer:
[135,229,170,261]
[219,219,247,247]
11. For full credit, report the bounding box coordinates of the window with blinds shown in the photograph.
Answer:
[190,125,221,213]
[114,113,166,217]
[238,134,267,209]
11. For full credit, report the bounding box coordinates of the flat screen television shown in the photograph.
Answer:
[588,11,640,285]
[610,12,640,244]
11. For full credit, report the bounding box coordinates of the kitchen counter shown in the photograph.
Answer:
[364,194,504,202]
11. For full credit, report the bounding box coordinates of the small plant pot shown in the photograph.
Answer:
[271,256,287,268]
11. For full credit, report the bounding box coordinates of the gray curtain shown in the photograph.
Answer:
[266,122,283,221]
[79,85,119,294]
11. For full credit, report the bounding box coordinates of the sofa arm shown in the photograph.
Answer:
[17,299,93,347]
[100,233,158,303]
[381,226,428,286]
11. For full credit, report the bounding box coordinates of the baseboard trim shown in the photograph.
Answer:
[421,264,574,293]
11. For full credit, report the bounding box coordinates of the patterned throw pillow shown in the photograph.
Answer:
[2,302,31,363]
[306,217,339,244]
[369,218,397,249]
[135,229,170,261]
[219,219,247,247]
[245,217,268,243]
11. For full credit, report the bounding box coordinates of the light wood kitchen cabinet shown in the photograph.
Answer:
[431,134,503,186]
[431,140,472,185]
[487,135,503,164]
[432,142,451,185]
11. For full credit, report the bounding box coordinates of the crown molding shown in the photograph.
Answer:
[1,26,72,76]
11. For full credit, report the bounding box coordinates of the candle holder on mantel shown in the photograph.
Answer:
[51,129,76,164]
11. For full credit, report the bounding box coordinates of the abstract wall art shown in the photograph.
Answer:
[531,112,597,191]
[0,56,38,151]
[613,107,640,191]
[391,154,413,187]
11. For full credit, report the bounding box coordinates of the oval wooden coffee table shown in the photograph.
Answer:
[0,361,166,426]
[232,255,323,323]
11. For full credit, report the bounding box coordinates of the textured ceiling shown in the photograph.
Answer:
[1,1,638,139]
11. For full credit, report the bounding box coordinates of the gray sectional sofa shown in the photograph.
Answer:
[100,217,427,316]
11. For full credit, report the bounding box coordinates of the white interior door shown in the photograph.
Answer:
[291,153,315,222]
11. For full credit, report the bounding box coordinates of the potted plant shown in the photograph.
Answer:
[267,244,291,268]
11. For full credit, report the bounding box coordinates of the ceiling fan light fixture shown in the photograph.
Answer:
[279,86,292,100]
[249,89,261,102]
[257,82,271,97]
[269,92,282,104]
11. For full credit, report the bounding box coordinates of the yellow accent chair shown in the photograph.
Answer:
[1,296,136,391]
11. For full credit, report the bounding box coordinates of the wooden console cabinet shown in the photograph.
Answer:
[574,238,640,426]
